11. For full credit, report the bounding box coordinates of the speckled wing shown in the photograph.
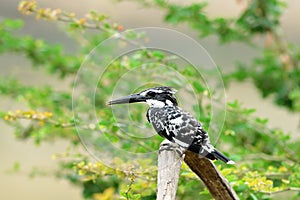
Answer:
[147,106,211,151]
[146,107,175,141]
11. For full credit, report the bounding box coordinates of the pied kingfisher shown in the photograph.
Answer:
[108,86,235,164]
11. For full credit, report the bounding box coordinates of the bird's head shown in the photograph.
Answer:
[107,86,178,108]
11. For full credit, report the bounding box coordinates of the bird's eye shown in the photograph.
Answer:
[147,91,155,97]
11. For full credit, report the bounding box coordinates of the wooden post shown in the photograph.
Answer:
[157,141,239,200]
[157,140,182,200]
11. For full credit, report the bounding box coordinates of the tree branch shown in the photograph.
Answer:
[184,151,239,200]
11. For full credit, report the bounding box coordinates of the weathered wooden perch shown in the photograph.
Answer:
[184,151,240,200]
[157,140,182,200]
[157,140,239,200]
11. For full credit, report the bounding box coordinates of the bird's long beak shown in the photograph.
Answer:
[107,93,146,105]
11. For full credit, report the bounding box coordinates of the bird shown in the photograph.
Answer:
[107,86,235,164]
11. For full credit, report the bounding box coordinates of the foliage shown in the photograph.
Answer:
[1,1,300,199]
[227,47,300,111]
[131,0,300,111]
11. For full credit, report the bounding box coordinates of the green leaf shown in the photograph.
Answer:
[2,19,24,29]
[249,192,259,200]
[192,81,205,93]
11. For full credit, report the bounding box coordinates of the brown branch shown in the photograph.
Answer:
[184,151,239,200]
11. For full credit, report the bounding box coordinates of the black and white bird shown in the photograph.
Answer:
[107,86,235,164]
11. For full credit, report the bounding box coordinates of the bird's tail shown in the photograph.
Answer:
[188,144,235,164]
[210,149,235,164]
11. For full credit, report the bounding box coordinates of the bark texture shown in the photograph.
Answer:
[184,151,240,200]
[157,140,182,200]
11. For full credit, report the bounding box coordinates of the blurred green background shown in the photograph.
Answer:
[0,0,299,199]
